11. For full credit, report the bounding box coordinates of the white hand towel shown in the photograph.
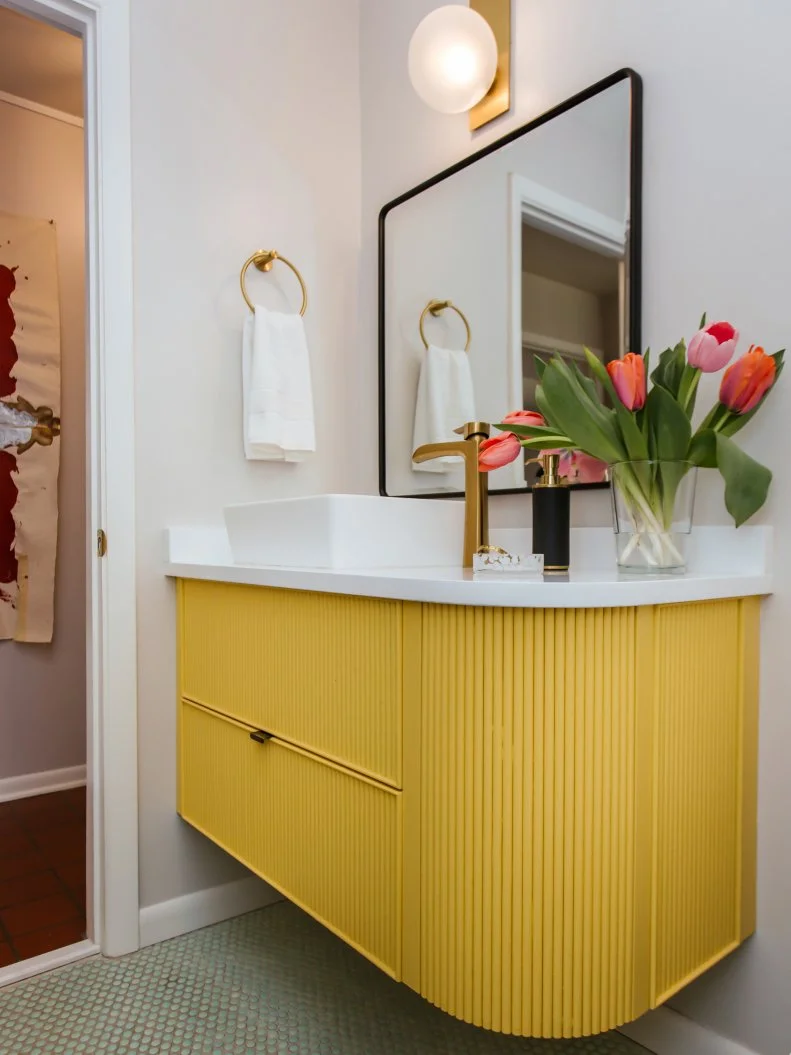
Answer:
[243,306,316,461]
[412,343,476,472]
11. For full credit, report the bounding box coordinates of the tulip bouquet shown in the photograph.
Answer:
[479,318,783,570]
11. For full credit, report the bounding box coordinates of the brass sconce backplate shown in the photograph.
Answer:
[469,0,511,131]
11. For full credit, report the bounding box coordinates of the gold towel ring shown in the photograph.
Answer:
[240,249,308,316]
[419,299,471,352]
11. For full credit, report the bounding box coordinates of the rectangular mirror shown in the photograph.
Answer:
[379,68,642,496]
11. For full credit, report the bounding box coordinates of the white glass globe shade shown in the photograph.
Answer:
[408,6,498,115]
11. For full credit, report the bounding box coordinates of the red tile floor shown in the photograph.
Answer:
[0,787,86,966]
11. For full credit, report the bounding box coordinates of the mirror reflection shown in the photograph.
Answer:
[380,70,641,496]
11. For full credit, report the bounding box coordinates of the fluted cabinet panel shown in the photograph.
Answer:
[416,605,638,1038]
[180,580,402,786]
[179,700,402,978]
[650,600,745,1004]
[175,579,760,1041]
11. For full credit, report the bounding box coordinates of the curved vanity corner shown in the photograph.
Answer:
[166,522,770,1039]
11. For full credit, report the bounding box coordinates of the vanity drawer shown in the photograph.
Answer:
[178,579,402,786]
[179,699,402,978]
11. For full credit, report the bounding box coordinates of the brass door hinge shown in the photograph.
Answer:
[96,529,108,557]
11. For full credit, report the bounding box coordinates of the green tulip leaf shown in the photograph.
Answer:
[549,355,621,440]
[521,438,575,451]
[574,359,605,407]
[688,429,717,468]
[644,384,692,462]
[676,363,702,417]
[659,460,694,531]
[650,340,687,398]
[533,355,547,381]
[496,423,573,447]
[583,349,649,461]
[534,383,552,422]
[539,359,626,464]
[715,433,772,527]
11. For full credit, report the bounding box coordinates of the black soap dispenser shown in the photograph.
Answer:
[531,452,570,572]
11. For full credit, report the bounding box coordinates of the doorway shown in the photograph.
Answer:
[0,4,88,968]
[0,0,139,979]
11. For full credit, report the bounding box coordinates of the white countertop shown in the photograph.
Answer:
[164,526,772,609]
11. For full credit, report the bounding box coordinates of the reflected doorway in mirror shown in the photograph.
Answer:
[512,177,627,485]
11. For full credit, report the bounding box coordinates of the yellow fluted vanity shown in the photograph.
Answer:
[168,524,770,1039]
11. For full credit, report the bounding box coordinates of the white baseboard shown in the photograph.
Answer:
[0,940,98,988]
[619,1006,760,1055]
[0,764,87,803]
[139,875,283,948]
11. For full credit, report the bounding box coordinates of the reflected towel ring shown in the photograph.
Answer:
[240,249,308,316]
[419,299,471,352]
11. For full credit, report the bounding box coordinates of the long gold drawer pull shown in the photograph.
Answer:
[250,730,273,744]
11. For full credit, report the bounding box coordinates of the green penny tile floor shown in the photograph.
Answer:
[0,902,653,1054]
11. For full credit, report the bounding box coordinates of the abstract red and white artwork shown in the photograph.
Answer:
[0,211,61,643]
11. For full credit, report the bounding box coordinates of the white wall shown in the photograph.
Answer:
[0,101,86,781]
[131,0,362,908]
[361,3,791,1053]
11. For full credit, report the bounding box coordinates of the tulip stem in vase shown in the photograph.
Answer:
[611,462,690,570]
[479,317,784,574]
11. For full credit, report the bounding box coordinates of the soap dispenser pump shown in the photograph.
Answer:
[530,452,570,572]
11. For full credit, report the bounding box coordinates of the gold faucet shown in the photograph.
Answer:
[412,422,490,567]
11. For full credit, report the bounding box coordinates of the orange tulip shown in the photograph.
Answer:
[478,432,521,472]
[719,345,776,414]
[502,410,545,427]
[606,353,646,411]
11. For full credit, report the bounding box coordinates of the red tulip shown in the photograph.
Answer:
[719,345,776,413]
[687,321,738,372]
[501,410,545,427]
[478,432,521,472]
[558,450,608,484]
[606,353,646,411]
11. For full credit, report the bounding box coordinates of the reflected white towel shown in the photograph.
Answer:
[412,343,475,472]
[243,306,315,461]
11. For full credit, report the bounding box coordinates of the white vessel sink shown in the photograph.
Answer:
[223,493,464,569]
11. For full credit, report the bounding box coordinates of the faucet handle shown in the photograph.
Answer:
[453,421,491,440]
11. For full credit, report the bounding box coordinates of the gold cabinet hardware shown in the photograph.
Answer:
[249,729,274,744]
[96,529,107,557]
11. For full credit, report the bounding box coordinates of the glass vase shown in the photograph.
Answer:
[610,461,697,573]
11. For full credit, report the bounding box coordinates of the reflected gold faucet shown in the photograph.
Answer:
[412,422,490,567]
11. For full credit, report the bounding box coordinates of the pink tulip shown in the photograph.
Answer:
[558,450,608,484]
[501,410,545,427]
[687,321,739,372]
[606,353,646,411]
[478,432,521,472]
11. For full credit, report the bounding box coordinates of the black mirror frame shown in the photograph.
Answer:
[378,67,643,498]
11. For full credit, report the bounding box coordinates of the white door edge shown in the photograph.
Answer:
[6,0,140,958]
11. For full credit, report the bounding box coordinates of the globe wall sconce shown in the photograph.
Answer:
[408,1,511,130]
